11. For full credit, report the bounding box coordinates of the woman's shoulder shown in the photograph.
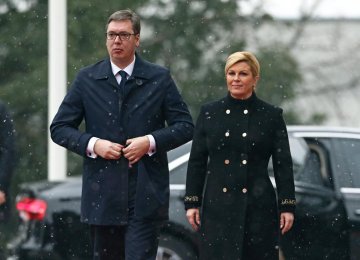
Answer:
[200,97,227,111]
[195,98,227,119]
[254,96,283,114]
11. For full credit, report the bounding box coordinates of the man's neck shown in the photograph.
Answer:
[112,56,135,70]
[110,55,136,77]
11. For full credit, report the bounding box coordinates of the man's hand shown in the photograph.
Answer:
[0,191,6,205]
[94,139,124,160]
[123,136,150,165]
[186,208,201,231]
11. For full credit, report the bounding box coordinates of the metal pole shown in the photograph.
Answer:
[48,0,67,181]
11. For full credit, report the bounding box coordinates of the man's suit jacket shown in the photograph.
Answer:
[50,55,194,225]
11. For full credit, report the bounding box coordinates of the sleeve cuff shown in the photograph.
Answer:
[86,137,99,158]
[279,198,296,213]
[146,134,156,156]
[184,195,202,210]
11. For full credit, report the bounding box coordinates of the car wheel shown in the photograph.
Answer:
[157,234,197,260]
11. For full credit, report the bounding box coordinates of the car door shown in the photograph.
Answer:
[157,141,198,260]
[327,137,360,259]
[281,135,349,260]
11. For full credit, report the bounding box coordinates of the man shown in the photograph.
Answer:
[0,100,15,223]
[50,9,193,260]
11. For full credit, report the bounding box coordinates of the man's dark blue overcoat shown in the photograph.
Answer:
[50,55,193,225]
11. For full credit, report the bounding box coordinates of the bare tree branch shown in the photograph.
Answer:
[287,0,323,49]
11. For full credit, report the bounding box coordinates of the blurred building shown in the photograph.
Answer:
[246,18,360,127]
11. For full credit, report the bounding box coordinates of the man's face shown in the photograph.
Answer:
[106,20,139,68]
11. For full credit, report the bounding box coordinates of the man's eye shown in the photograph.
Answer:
[109,33,116,37]
[120,33,130,37]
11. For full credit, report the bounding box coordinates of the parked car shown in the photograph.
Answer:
[280,126,360,260]
[6,126,360,260]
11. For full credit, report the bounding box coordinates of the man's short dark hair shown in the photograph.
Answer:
[106,9,141,35]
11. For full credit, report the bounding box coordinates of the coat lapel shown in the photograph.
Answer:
[92,58,119,90]
[123,54,152,99]
[91,54,153,96]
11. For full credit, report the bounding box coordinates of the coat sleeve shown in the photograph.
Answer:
[0,103,16,193]
[150,71,194,152]
[184,106,208,210]
[271,108,296,213]
[50,71,92,157]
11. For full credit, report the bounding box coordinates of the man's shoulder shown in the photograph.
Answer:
[134,56,170,78]
[79,59,108,73]
[141,59,168,72]
[72,59,111,82]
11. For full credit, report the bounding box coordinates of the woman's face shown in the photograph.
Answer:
[226,61,259,99]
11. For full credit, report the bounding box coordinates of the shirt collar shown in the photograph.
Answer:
[110,55,136,77]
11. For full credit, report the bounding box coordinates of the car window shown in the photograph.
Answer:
[293,137,334,188]
[268,136,308,178]
[330,138,360,188]
[289,136,308,175]
[295,149,324,186]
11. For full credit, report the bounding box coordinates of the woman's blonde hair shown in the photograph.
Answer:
[224,51,260,77]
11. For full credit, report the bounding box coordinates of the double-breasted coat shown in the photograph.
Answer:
[50,54,193,225]
[184,93,295,259]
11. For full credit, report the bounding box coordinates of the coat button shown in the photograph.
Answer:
[242,132,247,137]
[244,109,248,114]
[225,159,230,165]
[225,131,230,137]
[226,109,230,114]
[242,188,247,193]
[223,187,228,193]
[242,160,247,165]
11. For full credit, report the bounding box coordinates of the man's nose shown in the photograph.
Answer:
[114,35,123,43]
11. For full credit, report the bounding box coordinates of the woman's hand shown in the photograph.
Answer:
[186,208,201,231]
[0,191,6,205]
[280,212,294,235]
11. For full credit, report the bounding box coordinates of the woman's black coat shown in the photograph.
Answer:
[185,93,296,259]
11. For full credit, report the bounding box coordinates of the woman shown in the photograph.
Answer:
[184,51,295,259]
